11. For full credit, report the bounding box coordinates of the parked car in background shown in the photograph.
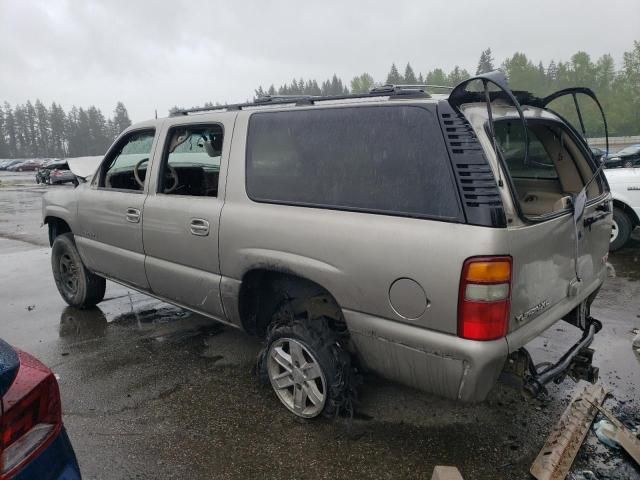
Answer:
[590,146,607,163]
[604,144,640,169]
[7,159,45,172]
[605,168,640,251]
[0,159,25,171]
[36,161,76,185]
[0,338,81,479]
[42,72,611,418]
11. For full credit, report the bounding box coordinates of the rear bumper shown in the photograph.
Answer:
[344,309,509,402]
[344,273,605,402]
[13,427,81,480]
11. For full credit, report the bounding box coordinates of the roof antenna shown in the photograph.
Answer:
[155,109,158,119]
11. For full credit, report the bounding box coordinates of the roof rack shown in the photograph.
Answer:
[170,85,433,116]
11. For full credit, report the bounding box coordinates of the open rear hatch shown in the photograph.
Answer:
[449,72,612,394]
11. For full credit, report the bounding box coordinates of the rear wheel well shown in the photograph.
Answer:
[238,269,345,338]
[45,217,71,246]
[612,200,639,227]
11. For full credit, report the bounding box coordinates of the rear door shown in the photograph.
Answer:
[142,118,233,320]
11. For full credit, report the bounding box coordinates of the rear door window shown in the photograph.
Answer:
[246,106,461,220]
[496,122,558,180]
[159,125,223,196]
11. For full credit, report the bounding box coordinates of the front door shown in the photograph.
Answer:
[75,129,158,290]
[142,120,231,320]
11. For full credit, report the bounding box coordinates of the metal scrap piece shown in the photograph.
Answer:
[530,383,609,480]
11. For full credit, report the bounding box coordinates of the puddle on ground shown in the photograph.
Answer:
[608,236,640,281]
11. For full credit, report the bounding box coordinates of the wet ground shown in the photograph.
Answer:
[1,171,639,479]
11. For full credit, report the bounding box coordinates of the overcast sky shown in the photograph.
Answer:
[1,0,638,122]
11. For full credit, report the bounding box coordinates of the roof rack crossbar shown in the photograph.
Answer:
[170,85,433,116]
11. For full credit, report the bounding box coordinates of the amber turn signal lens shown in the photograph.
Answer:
[465,260,511,283]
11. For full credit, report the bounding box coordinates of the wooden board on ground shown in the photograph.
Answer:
[530,383,608,480]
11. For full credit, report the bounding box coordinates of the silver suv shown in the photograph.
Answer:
[43,73,612,418]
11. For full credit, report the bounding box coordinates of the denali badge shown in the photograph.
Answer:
[627,186,640,191]
[515,299,551,323]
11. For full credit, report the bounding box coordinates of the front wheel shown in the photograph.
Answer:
[257,310,356,419]
[610,207,632,251]
[51,233,106,308]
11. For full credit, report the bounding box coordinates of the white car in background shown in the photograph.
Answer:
[606,168,640,250]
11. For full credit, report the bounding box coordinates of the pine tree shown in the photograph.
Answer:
[0,104,7,158]
[87,106,109,155]
[476,48,495,74]
[49,102,67,157]
[25,101,38,157]
[329,74,344,95]
[35,100,50,157]
[404,63,417,84]
[536,61,547,93]
[66,107,83,157]
[386,63,403,84]
[309,80,321,96]
[595,54,615,94]
[112,102,131,137]
[14,105,28,157]
[3,102,17,158]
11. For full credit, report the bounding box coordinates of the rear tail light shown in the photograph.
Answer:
[51,170,60,176]
[458,256,512,341]
[0,352,62,479]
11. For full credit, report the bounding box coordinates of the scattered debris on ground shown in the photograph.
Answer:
[431,465,464,480]
[590,403,640,466]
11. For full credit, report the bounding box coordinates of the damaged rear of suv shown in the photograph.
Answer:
[42,72,612,419]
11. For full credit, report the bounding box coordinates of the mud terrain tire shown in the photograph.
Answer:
[52,233,106,308]
[257,305,357,419]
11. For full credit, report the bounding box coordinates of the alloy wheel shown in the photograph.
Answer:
[267,337,327,418]
[610,219,619,244]
[59,253,79,296]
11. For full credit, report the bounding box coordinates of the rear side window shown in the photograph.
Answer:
[246,106,461,219]
[495,122,558,180]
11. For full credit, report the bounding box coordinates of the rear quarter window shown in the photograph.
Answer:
[245,105,461,220]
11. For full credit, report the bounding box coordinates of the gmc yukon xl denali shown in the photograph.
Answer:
[42,72,612,419]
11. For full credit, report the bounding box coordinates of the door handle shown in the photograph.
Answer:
[125,207,141,223]
[190,218,210,236]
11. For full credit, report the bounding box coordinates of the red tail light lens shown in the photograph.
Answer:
[458,256,512,341]
[0,351,62,479]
